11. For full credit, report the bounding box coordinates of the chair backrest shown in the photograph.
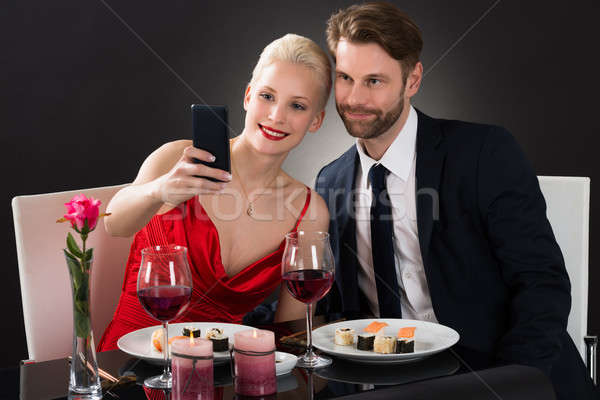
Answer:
[537,176,590,360]
[12,184,133,362]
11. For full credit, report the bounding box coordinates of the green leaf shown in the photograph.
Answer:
[65,249,91,338]
[64,250,83,290]
[74,306,91,338]
[75,299,89,314]
[63,249,78,262]
[64,249,80,270]
[66,233,83,258]
[83,248,93,264]
[75,286,88,304]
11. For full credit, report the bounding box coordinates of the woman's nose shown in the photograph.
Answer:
[268,103,286,124]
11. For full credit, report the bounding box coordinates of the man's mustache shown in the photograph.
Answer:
[337,104,382,117]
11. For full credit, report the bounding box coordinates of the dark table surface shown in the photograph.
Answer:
[4,318,557,400]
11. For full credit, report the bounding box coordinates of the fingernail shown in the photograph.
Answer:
[209,155,216,162]
[224,173,232,180]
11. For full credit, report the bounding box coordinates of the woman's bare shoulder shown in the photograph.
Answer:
[282,173,329,232]
[132,140,192,185]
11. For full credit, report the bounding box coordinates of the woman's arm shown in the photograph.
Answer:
[104,140,232,237]
[274,191,330,322]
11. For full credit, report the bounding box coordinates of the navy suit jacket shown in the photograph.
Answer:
[315,110,596,399]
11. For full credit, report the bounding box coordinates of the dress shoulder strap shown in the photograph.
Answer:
[292,186,312,232]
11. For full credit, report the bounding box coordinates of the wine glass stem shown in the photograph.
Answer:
[162,321,170,380]
[305,302,314,358]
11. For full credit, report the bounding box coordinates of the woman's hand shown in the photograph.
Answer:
[151,145,232,207]
[104,141,231,237]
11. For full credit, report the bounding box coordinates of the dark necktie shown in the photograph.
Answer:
[368,163,402,318]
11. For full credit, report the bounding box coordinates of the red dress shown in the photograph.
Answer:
[97,188,311,352]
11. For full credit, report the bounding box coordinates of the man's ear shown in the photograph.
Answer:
[308,110,325,133]
[243,85,251,111]
[406,61,423,98]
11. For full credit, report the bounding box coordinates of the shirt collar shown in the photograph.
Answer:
[355,105,418,184]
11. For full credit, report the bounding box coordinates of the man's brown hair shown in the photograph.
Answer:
[326,1,423,81]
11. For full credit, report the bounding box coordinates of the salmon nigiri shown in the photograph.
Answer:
[397,327,416,354]
[364,321,388,334]
[397,327,416,338]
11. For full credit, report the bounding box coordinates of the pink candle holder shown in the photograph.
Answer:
[231,329,276,397]
[171,338,214,400]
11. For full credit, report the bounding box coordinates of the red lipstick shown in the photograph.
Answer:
[259,124,289,141]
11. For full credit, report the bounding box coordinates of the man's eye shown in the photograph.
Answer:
[260,93,273,101]
[368,78,381,85]
[338,73,350,81]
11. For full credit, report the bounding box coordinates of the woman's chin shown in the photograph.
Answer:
[246,134,302,156]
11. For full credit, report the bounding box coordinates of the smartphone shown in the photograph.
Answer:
[191,104,230,182]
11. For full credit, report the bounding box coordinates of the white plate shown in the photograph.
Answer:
[312,319,459,364]
[275,351,297,376]
[117,322,254,364]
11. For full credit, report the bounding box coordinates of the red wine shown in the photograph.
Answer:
[283,270,334,304]
[138,285,192,322]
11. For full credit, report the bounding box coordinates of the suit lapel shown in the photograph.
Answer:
[332,147,360,313]
[415,110,446,267]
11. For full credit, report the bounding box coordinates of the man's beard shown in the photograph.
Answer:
[336,96,404,140]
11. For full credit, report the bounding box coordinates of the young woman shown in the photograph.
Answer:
[98,34,332,351]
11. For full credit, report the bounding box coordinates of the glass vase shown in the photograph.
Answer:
[65,250,102,400]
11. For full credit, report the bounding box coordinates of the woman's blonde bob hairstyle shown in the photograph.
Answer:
[248,34,332,110]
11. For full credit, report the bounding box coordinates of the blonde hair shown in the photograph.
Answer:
[249,34,332,109]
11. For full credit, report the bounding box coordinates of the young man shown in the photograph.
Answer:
[315,2,595,398]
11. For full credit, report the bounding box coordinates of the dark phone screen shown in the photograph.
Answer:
[191,104,231,182]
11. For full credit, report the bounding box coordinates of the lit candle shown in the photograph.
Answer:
[171,337,214,400]
[233,329,276,396]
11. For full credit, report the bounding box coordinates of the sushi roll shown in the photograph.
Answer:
[334,328,355,346]
[151,328,165,353]
[363,321,388,335]
[396,327,416,354]
[373,335,396,354]
[206,328,229,352]
[357,333,375,351]
[397,339,414,354]
[182,326,201,338]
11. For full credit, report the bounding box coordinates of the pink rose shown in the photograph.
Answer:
[63,194,102,232]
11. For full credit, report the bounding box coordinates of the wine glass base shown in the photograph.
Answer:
[144,374,172,389]
[296,354,332,369]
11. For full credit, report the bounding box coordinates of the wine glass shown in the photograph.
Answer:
[137,245,193,389]
[282,231,335,369]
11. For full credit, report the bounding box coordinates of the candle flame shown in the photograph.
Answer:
[189,331,195,346]
[252,329,258,338]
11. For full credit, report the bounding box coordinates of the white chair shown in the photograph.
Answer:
[537,176,592,363]
[12,184,133,362]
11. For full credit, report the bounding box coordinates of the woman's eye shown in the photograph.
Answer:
[292,103,306,111]
[260,93,273,101]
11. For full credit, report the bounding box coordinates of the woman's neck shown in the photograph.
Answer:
[230,133,287,192]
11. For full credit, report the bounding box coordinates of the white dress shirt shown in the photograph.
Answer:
[354,106,438,322]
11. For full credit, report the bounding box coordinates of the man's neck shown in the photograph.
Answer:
[360,104,411,161]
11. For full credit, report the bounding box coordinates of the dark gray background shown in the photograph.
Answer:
[2,0,598,368]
